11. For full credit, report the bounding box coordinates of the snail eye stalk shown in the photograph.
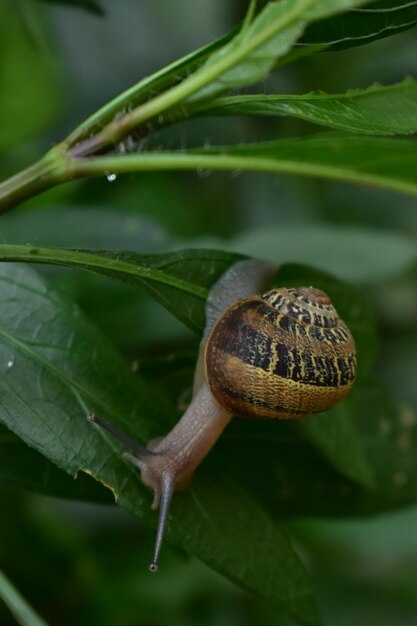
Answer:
[87,413,156,458]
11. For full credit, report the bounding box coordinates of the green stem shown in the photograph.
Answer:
[0,0,319,208]
[69,152,417,197]
[0,152,68,214]
[64,26,238,148]
[69,0,315,157]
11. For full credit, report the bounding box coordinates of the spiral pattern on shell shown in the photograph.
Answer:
[204,287,356,420]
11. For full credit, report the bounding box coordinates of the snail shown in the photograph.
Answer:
[88,259,356,571]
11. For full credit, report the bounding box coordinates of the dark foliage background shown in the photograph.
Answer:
[0,1,417,625]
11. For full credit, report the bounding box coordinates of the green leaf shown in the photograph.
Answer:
[189,0,370,101]
[299,0,417,52]
[0,263,319,625]
[296,405,374,488]
[0,424,112,502]
[218,377,417,520]
[2,255,413,520]
[199,79,417,136]
[0,568,48,626]
[0,245,376,490]
[0,245,243,334]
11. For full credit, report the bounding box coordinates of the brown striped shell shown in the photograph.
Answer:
[204,287,356,420]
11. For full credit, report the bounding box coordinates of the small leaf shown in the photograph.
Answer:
[189,0,369,101]
[199,79,417,136]
[300,0,417,52]
[0,568,49,626]
[0,263,319,625]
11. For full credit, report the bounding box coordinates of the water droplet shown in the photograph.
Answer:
[392,470,408,487]
[105,171,117,182]
[6,357,14,369]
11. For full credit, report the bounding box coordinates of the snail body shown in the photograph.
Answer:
[88,259,356,571]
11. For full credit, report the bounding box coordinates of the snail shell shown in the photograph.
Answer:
[205,286,356,419]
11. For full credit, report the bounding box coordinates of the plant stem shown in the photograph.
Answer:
[69,0,314,157]
[70,152,417,197]
[0,152,68,214]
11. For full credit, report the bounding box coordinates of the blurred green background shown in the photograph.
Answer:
[0,1,417,624]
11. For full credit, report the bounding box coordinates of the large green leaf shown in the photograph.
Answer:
[0,245,376,369]
[0,246,242,333]
[199,79,417,136]
[0,424,111,502]
[0,245,376,489]
[1,256,415,519]
[0,263,319,625]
